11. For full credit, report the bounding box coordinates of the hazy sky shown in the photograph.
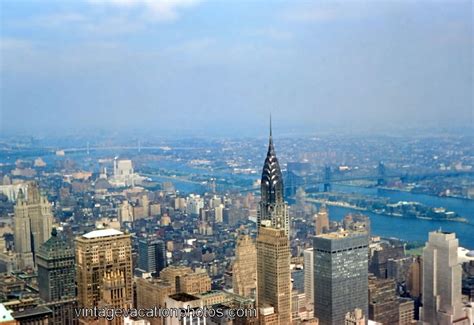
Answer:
[0,0,472,136]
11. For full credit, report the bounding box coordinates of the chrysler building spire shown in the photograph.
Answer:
[258,118,289,237]
[261,118,283,204]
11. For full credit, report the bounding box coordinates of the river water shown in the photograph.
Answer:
[329,185,474,249]
[158,176,474,249]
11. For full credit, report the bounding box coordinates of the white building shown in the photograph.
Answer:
[109,159,146,187]
[304,248,314,310]
[420,231,471,324]
[186,194,204,216]
[118,200,134,224]
[214,204,224,223]
[0,183,28,202]
[209,196,222,209]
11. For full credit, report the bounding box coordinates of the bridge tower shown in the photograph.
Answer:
[377,161,386,186]
[323,165,332,192]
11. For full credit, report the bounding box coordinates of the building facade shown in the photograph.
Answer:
[232,234,257,299]
[303,248,314,310]
[36,228,77,325]
[314,205,329,236]
[255,123,292,325]
[420,231,469,324]
[75,229,133,324]
[14,183,53,268]
[313,230,369,325]
[257,225,292,325]
[138,238,167,277]
[368,275,399,324]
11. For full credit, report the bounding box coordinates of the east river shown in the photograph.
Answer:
[3,150,472,248]
[152,176,474,249]
[329,185,474,249]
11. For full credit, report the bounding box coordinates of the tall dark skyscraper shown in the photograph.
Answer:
[138,237,167,276]
[313,230,369,325]
[257,118,289,238]
[36,228,77,325]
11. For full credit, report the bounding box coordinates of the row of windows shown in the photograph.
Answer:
[314,245,368,254]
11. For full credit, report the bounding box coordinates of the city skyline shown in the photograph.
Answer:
[0,118,473,324]
[0,1,473,324]
[1,0,472,135]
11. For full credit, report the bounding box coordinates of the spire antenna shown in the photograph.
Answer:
[269,114,272,138]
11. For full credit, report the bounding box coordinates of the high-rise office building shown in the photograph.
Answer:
[36,228,76,325]
[313,230,369,325]
[138,237,167,276]
[304,248,314,309]
[420,231,469,324]
[214,204,224,223]
[314,205,329,235]
[75,229,132,324]
[255,121,291,325]
[407,255,422,298]
[186,194,204,216]
[369,241,404,278]
[257,121,289,238]
[14,183,53,268]
[37,231,75,297]
[232,234,257,299]
[257,223,292,325]
[368,274,399,324]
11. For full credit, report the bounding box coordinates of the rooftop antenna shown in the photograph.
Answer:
[270,113,272,138]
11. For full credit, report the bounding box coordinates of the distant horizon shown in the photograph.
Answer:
[1,123,473,147]
[1,114,474,140]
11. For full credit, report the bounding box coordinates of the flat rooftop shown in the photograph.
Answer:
[317,229,367,239]
[82,228,123,239]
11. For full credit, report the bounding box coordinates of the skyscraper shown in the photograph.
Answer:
[420,230,469,324]
[232,234,257,299]
[407,255,422,298]
[313,230,369,325]
[304,248,314,309]
[36,228,76,325]
[368,274,399,324]
[138,237,167,277]
[314,204,329,235]
[257,119,289,238]
[14,183,53,268]
[75,229,132,323]
[256,121,292,324]
[257,222,292,325]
